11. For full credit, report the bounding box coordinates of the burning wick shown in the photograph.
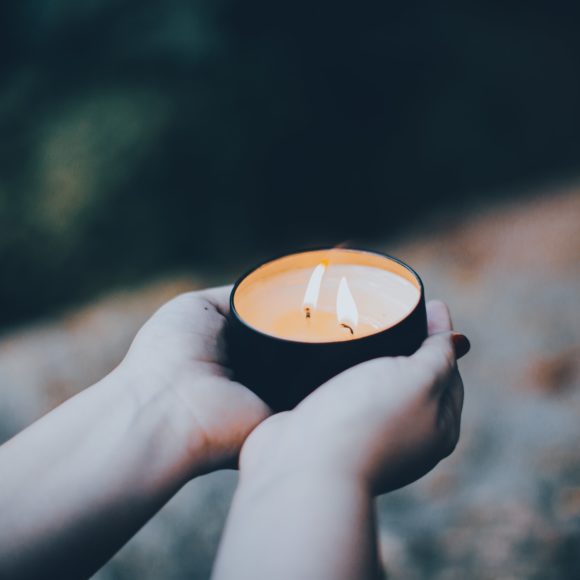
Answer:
[302,262,360,336]
[303,261,328,319]
[337,277,359,334]
[340,323,354,335]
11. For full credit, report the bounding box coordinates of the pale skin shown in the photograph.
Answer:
[0,286,468,580]
[213,299,466,580]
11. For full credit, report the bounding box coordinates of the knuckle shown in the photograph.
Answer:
[431,345,455,376]
[441,426,460,458]
[423,349,446,376]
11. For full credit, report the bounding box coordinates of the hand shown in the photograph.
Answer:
[118,286,271,476]
[240,300,468,495]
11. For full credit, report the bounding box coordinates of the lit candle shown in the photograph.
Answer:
[302,260,327,318]
[336,277,358,335]
[233,250,420,342]
[227,248,427,411]
[264,263,380,341]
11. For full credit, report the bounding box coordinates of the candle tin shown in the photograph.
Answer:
[226,248,427,412]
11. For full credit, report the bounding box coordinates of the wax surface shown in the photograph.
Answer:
[234,251,421,343]
[271,310,377,342]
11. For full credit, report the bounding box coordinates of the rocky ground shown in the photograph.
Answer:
[1,188,579,579]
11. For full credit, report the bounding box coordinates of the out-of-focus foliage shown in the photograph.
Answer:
[2,1,580,326]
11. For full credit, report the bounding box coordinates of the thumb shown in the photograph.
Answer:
[197,285,234,317]
[426,300,453,334]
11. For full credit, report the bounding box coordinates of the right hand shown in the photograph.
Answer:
[240,300,469,495]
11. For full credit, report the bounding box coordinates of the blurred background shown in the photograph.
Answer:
[1,1,579,578]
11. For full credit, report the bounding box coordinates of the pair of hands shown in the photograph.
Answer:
[121,286,468,495]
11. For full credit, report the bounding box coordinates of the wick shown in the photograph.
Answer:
[341,323,354,335]
[305,307,311,319]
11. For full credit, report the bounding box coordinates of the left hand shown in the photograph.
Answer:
[118,286,271,476]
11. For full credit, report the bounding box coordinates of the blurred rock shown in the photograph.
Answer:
[377,188,580,579]
[0,276,198,440]
[524,347,580,394]
[1,188,580,578]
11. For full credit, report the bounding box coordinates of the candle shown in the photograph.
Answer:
[302,260,326,315]
[233,249,421,342]
[227,248,427,411]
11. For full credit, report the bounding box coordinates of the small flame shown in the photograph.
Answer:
[303,261,328,313]
[336,277,359,330]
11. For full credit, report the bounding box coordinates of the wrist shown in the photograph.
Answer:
[238,463,369,507]
[105,364,212,486]
[239,415,370,497]
[115,360,267,479]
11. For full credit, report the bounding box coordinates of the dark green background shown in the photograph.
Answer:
[2,1,580,327]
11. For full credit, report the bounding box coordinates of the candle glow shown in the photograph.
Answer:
[228,248,427,411]
[233,249,421,343]
[303,261,327,318]
[336,277,358,334]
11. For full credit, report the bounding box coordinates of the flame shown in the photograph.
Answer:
[336,277,359,329]
[303,261,327,311]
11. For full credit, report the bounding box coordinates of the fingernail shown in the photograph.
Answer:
[452,333,471,359]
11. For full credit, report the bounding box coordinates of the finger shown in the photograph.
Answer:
[412,330,455,368]
[426,300,453,335]
[439,373,465,458]
[197,285,234,317]
[150,286,233,365]
[410,331,456,398]
[452,374,465,419]
[444,372,464,427]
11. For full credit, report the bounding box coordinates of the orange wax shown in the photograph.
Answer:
[233,249,421,343]
[271,310,377,342]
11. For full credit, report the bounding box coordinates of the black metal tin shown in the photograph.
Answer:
[226,249,427,412]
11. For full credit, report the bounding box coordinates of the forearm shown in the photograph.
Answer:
[213,469,381,580]
[0,367,196,580]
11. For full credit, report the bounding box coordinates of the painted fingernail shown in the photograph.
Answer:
[452,333,471,359]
